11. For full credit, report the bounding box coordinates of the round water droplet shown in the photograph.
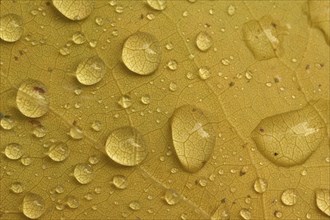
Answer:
[251,105,326,167]
[129,201,141,211]
[274,211,282,218]
[146,0,167,11]
[167,60,178,70]
[141,95,150,105]
[69,125,83,139]
[196,31,212,52]
[0,14,23,42]
[164,189,180,205]
[198,66,211,80]
[171,105,215,172]
[253,178,267,193]
[66,196,79,209]
[88,155,100,164]
[72,32,86,44]
[22,193,46,219]
[32,125,47,138]
[4,143,23,160]
[118,95,132,109]
[122,32,161,75]
[112,175,128,189]
[240,209,251,220]
[73,163,93,184]
[52,0,93,20]
[47,141,70,162]
[21,156,32,166]
[105,126,148,166]
[91,120,102,132]
[227,5,236,16]
[1,116,16,130]
[198,179,208,187]
[76,56,106,86]
[281,189,297,206]
[315,189,330,216]
[10,182,24,193]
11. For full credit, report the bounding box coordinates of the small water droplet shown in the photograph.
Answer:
[76,56,106,86]
[1,116,16,130]
[47,141,70,162]
[198,66,211,80]
[32,125,47,138]
[22,193,46,219]
[72,32,86,44]
[118,95,132,109]
[274,211,282,218]
[227,5,236,16]
[4,143,23,160]
[141,95,151,105]
[95,17,104,26]
[240,209,251,220]
[91,120,102,131]
[146,0,166,11]
[198,179,207,187]
[253,178,267,193]
[66,196,79,209]
[10,182,24,193]
[167,60,178,70]
[21,156,32,166]
[164,189,180,205]
[169,82,177,91]
[196,31,212,51]
[52,0,93,20]
[129,201,141,210]
[73,163,93,184]
[0,14,23,42]
[112,175,128,189]
[281,189,297,206]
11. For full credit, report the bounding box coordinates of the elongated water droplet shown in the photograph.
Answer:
[146,0,167,11]
[105,126,148,166]
[74,163,93,184]
[22,193,46,219]
[52,0,93,20]
[171,105,215,172]
[0,116,16,130]
[47,141,70,162]
[10,182,24,193]
[315,189,330,216]
[76,56,106,85]
[16,79,49,118]
[253,178,267,193]
[196,31,212,52]
[251,104,326,167]
[112,175,128,189]
[0,14,23,42]
[122,32,161,75]
[281,189,297,206]
[4,143,23,160]
[129,201,141,210]
[164,189,180,205]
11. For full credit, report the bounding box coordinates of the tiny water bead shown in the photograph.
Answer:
[4,143,23,160]
[315,189,330,216]
[16,79,49,118]
[112,175,128,189]
[47,141,70,162]
[73,163,93,184]
[253,178,267,193]
[129,201,141,211]
[146,0,167,11]
[281,189,297,206]
[171,105,216,172]
[164,189,180,205]
[0,13,23,42]
[196,31,212,51]
[122,32,161,75]
[0,116,16,130]
[52,0,93,20]
[72,32,86,44]
[76,56,106,86]
[105,126,148,166]
[22,193,46,219]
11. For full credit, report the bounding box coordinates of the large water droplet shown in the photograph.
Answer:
[146,0,167,11]
[0,14,23,42]
[76,56,106,86]
[281,189,297,206]
[251,105,326,167]
[196,31,212,52]
[105,126,148,166]
[73,163,93,184]
[171,105,215,172]
[16,79,49,118]
[112,175,128,189]
[52,0,93,20]
[47,141,70,162]
[22,193,46,219]
[122,32,161,75]
[315,189,330,216]
[164,189,180,205]
[4,143,23,160]
[242,16,286,60]
[253,178,267,193]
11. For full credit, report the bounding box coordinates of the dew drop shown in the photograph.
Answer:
[253,178,267,193]
[10,182,24,194]
[66,196,79,209]
[122,32,161,75]
[167,60,178,70]
[239,209,251,220]
[198,66,211,80]
[0,14,23,42]
[21,156,32,166]
[274,211,283,218]
[4,143,23,160]
[164,189,180,205]
[281,189,297,206]
[16,79,49,118]
[118,95,132,109]
[169,82,177,91]
[91,120,102,131]
[140,95,151,105]
[171,105,215,172]
[88,155,100,165]
[308,1,330,45]
[47,141,70,162]
[22,193,46,219]
[227,5,236,16]
[52,0,93,20]
[73,163,93,184]
[251,105,326,167]
[1,116,16,130]
[76,56,106,86]
[72,32,86,44]
[196,31,212,51]
[105,127,148,166]
[315,189,330,216]
[69,124,84,139]
[198,179,207,187]
[129,201,141,211]
[32,125,47,138]
[112,175,128,189]
[146,0,167,11]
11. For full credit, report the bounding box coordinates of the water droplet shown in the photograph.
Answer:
[66,196,79,209]
[196,31,212,51]
[21,156,32,166]
[169,82,177,91]
[55,185,64,194]
[308,1,330,45]
[105,127,148,166]
[22,193,46,219]
[253,178,267,193]
[47,141,70,162]
[274,211,282,218]
[240,209,251,220]
[122,32,161,75]
[59,47,70,56]
[88,155,100,165]
[72,32,86,44]
[242,16,286,60]
[32,125,47,138]
[164,189,180,205]
[167,60,178,70]
[95,17,104,26]
[69,124,84,139]
[73,163,93,184]
[251,105,326,167]
[4,143,23,160]
[198,66,211,80]
[227,5,236,16]
[129,201,141,210]
[1,116,16,130]
[141,95,151,105]
[118,95,132,109]
[281,189,297,206]
[10,182,24,193]
[315,189,330,216]
[146,0,166,11]
[112,175,128,189]
[52,0,93,20]
[91,120,102,131]
[76,56,106,86]
[171,105,215,172]
[16,79,49,118]
[115,6,124,13]
[0,14,23,42]
[165,42,173,50]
